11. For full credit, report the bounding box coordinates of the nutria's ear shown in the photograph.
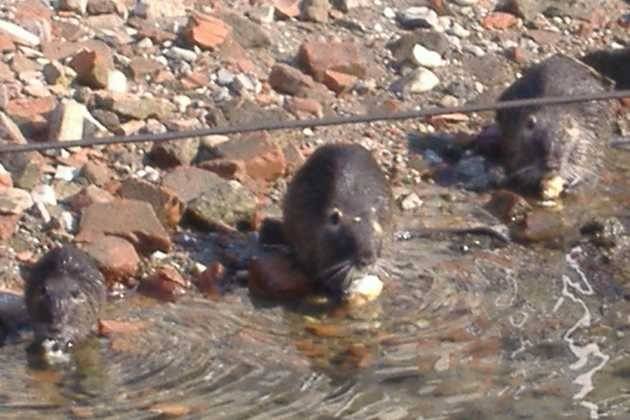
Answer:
[474,124,504,159]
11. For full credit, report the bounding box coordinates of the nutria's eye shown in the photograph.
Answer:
[70,290,80,299]
[329,208,342,226]
[525,115,537,130]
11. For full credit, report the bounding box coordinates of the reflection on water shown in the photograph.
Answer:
[1,152,630,419]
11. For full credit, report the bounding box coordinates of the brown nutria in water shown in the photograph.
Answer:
[496,54,614,198]
[282,143,393,298]
[24,245,106,352]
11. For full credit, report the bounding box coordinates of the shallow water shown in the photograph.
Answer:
[1,153,630,419]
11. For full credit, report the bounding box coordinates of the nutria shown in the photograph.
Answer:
[24,245,106,352]
[496,54,614,198]
[581,47,630,90]
[282,143,394,297]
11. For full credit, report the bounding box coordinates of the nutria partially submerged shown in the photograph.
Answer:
[282,143,393,298]
[496,54,614,198]
[24,245,106,352]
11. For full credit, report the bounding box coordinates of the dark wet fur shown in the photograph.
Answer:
[581,47,630,90]
[24,245,106,350]
[282,144,393,296]
[496,54,613,194]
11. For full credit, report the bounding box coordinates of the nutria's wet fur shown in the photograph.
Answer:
[24,245,106,350]
[496,54,614,194]
[582,47,630,90]
[282,143,393,296]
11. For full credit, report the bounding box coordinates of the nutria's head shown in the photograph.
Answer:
[283,144,393,298]
[24,247,105,352]
[498,107,591,194]
[314,201,389,297]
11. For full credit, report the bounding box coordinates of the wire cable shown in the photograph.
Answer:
[1,89,628,154]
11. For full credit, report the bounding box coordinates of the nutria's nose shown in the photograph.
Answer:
[355,250,376,268]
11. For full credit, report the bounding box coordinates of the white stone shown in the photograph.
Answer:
[0,19,40,47]
[449,22,470,38]
[107,69,127,93]
[398,7,439,28]
[173,95,192,113]
[49,100,89,142]
[383,7,396,19]
[59,0,88,14]
[61,211,78,233]
[405,68,439,93]
[31,185,57,206]
[164,46,198,63]
[54,165,79,181]
[452,0,478,5]
[411,44,444,68]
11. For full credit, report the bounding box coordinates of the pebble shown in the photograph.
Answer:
[0,19,40,47]
[164,46,198,63]
[216,69,235,86]
[403,67,440,93]
[60,211,77,233]
[173,95,191,113]
[397,7,439,29]
[31,185,57,206]
[54,165,79,181]
[107,69,127,93]
[411,44,444,68]
[383,7,396,19]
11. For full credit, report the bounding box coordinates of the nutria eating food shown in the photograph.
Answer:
[24,245,106,353]
[282,143,394,299]
[496,54,614,199]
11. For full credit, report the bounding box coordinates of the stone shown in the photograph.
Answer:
[194,261,224,298]
[248,252,313,300]
[198,159,247,181]
[185,14,231,50]
[0,188,33,215]
[68,185,115,211]
[0,19,40,47]
[397,7,439,29]
[268,63,322,96]
[5,96,56,123]
[298,40,367,82]
[83,236,139,285]
[388,31,452,65]
[285,96,323,118]
[248,6,275,24]
[397,67,439,93]
[273,0,301,18]
[410,44,444,68]
[140,265,189,302]
[0,214,20,240]
[68,49,113,89]
[31,185,57,207]
[162,166,224,203]
[149,139,200,168]
[76,199,171,253]
[206,133,286,182]
[42,61,68,85]
[81,161,111,186]
[219,12,271,49]
[333,0,370,12]
[128,57,163,80]
[59,0,88,14]
[322,69,357,93]
[301,0,330,23]
[107,94,176,120]
[399,192,423,211]
[133,0,188,19]
[107,69,127,93]
[0,112,27,144]
[87,0,127,16]
[0,35,15,52]
[187,179,257,230]
[48,100,91,142]
[119,178,183,227]
[482,12,519,30]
